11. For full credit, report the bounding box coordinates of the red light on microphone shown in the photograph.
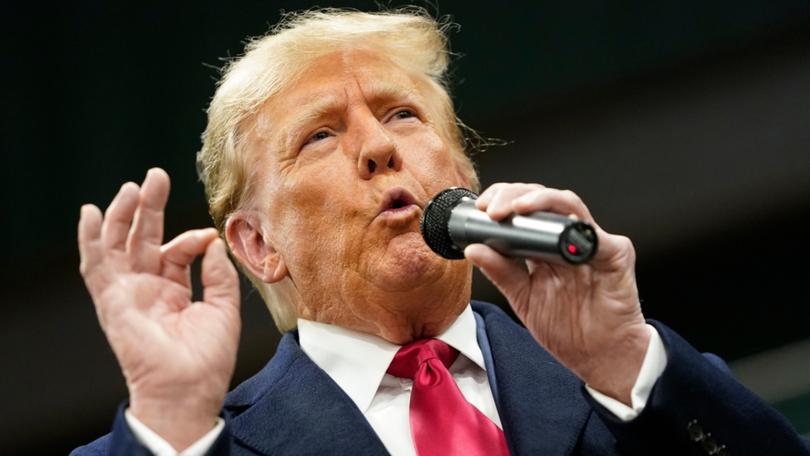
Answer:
[567,244,578,254]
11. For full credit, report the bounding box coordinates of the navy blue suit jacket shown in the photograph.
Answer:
[73,301,810,455]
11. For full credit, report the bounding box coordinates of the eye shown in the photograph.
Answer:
[391,109,416,120]
[303,130,331,146]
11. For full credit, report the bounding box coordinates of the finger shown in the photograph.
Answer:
[475,183,508,210]
[102,182,140,251]
[78,204,104,279]
[80,203,114,328]
[201,238,240,313]
[128,168,171,273]
[485,183,544,221]
[511,188,594,223]
[160,228,219,288]
[591,231,636,269]
[464,244,530,302]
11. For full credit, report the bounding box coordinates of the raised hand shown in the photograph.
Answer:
[78,168,240,450]
[464,183,650,405]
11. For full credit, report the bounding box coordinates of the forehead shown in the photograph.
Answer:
[252,48,427,133]
[289,47,421,100]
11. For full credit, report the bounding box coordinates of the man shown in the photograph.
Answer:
[73,9,809,456]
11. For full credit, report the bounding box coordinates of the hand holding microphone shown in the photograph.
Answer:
[421,187,598,264]
[425,182,649,407]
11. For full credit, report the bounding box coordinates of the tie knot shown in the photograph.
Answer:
[387,339,459,379]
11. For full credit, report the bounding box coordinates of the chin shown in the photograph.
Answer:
[375,232,448,291]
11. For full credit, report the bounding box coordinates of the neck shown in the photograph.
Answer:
[296,267,472,345]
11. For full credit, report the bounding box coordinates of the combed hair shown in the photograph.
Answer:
[197,8,480,332]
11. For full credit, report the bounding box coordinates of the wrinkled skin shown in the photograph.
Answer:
[465,183,649,404]
[77,47,648,451]
[78,169,240,450]
[226,48,474,344]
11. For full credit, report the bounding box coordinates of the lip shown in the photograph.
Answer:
[377,187,421,226]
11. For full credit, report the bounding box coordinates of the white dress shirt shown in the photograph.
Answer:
[299,305,502,455]
[124,411,224,456]
[128,304,667,454]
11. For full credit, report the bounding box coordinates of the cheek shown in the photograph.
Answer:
[267,158,365,253]
[407,130,469,191]
[271,153,348,216]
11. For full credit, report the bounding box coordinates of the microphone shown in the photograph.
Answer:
[420,187,598,265]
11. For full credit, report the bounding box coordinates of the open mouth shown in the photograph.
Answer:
[379,187,419,214]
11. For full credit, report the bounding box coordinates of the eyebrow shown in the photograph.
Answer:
[278,81,424,150]
[278,95,344,151]
[362,79,424,108]
[286,96,344,133]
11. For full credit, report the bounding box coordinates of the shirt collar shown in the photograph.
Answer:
[297,304,486,413]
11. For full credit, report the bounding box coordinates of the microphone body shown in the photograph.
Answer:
[421,188,598,265]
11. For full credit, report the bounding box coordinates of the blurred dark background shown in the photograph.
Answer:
[3,1,809,453]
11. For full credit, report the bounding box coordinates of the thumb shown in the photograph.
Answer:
[464,244,529,301]
[201,238,240,313]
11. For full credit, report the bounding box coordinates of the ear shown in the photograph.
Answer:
[225,212,288,284]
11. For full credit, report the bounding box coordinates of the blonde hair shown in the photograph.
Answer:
[197,8,480,332]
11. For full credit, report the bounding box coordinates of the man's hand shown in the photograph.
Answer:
[464,183,649,406]
[78,168,240,450]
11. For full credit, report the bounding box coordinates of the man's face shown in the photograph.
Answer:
[243,48,473,335]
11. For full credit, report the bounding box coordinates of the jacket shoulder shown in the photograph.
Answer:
[70,434,111,456]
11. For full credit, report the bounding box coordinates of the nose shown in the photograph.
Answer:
[354,115,402,180]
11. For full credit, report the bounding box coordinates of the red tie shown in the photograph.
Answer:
[387,339,510,456]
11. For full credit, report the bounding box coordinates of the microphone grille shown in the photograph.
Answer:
[420,187,478,260]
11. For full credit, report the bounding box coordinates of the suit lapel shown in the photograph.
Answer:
[473,301,592,456]
[225,333,389,455]
[224,304,591,455]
